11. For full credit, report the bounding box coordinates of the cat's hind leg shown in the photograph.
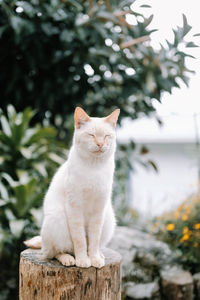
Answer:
[41,211,74,262]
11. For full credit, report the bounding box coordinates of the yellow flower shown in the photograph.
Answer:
[182,214,188,221]
[195,223,200,230]
[194,242,198,248]
[183,227,189,234]
[166,223,175,231]
[180,234,190,243]
[184,234,190,240]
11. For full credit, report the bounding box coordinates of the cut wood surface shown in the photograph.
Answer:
[19,248,121,300]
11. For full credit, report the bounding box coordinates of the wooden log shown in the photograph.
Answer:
[19,248,121,300]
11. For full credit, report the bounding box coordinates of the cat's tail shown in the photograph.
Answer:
[24,235,42,249]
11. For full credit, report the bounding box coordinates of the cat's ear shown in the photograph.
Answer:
[105,109,120,128]
[74,107,91,129]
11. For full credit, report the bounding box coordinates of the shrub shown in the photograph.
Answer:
[0,105,66,299]
[152,192,200,273]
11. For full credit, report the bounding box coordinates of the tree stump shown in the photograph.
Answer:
[19,248,121,300]
[161,267,193,300]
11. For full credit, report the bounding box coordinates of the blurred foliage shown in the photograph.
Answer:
[152,191,200,273]
[0,0,198,139]
[0,105,66,180]
[114,140,158,226]
[0,106,66,299]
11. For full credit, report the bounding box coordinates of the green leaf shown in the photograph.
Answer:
[97,11,118,23]
[48,152,65,164]
[0,182,9,201]
[67,0,83,10]
[7,105,17,123]
[60,29,74,42]
[22,128,37,144]
[0,115,11,136]
[9,219,26,238]
[5,107,32,148]
[75,14,90,27]
[119,0,136,8]
[52,9,68,21]
[20,147,33,159]
[30,207,43,227]
[33,163,48,177]
[16,1,35,17]
[10,16,25,35]
[1,173,17,187]
[166,40,173,49]
[0,25,8,38]
[16,170,30,183]
[21,107,35,129]
[5,209,16,221]
[182,14,192,37]
[26,127,57,144]
[175,51,195,59]
[13,178,38,217]
[140,4,151,8]
[41,22,59,36]
[11,107,34,147]
[186,42,199,48]
[0,199,7,207]
[141,14,154,29]
[181,75,190,86]
[0,132,14,148]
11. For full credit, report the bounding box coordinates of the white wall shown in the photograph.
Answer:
[130,143,198,217]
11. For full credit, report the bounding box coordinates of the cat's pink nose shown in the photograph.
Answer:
[97,142,103,148]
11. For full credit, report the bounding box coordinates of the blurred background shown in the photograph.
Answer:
[0,0,200,299]
[118,0,200,219]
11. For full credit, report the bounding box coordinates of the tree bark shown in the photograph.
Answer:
[19,248,121,300]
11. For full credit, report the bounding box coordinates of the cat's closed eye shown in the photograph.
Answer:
[105,135,111,138]
[88,133,95,137]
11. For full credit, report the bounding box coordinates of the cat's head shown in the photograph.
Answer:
[73,107,120,160]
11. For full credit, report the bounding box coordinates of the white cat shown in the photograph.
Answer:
[25,107,120,269]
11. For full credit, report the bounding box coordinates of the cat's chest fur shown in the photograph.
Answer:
[60,161,113,221]
[66,159,113,200]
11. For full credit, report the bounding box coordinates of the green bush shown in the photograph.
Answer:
[0,105,66,299]
[152,192,200,273]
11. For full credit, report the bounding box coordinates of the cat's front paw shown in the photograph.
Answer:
[90,254,105,268]
[75,256,91,268]
[55,253,75,266]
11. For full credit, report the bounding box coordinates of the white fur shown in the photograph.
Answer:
[40,115,117,268]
